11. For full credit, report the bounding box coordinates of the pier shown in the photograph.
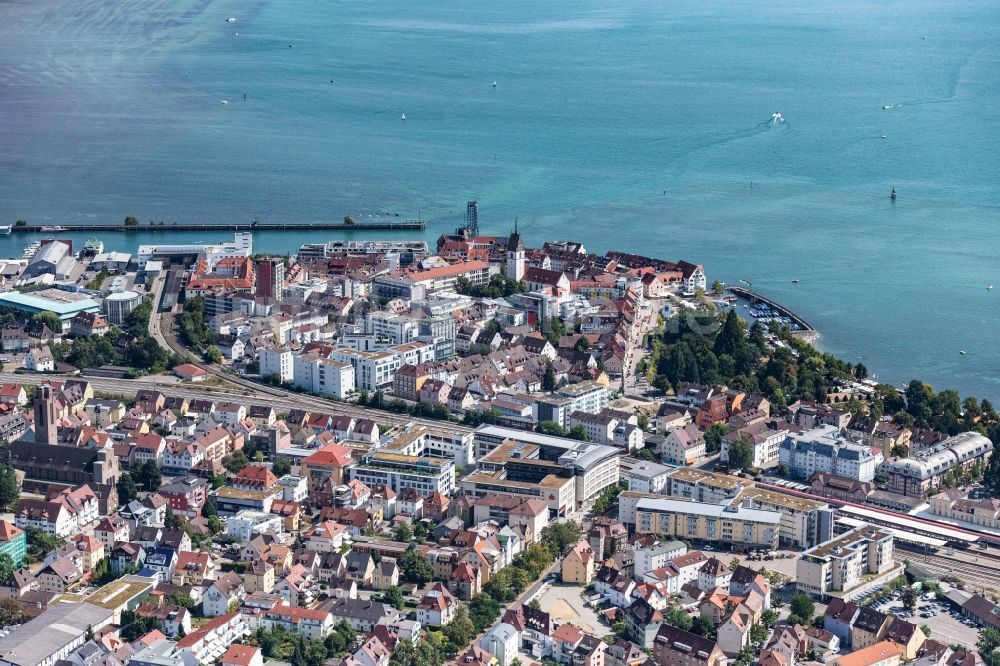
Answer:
[727,286,819,341]
[13,219,427,233]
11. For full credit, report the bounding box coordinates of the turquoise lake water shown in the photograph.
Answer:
[1,0,999,398]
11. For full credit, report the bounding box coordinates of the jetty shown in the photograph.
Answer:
[12,219,427,233]
[728,286,818,341]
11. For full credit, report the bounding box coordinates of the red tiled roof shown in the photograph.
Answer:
[302,443,353,468]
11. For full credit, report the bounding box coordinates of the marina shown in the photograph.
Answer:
[728,286,817,341]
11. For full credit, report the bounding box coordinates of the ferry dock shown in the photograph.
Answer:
[728,286,818,342]
[13,219,427,233]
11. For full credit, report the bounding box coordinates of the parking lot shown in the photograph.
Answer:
[872,588,981,647]
[535,581,605,635]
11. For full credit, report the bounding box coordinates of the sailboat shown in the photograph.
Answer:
[401,113,406,122]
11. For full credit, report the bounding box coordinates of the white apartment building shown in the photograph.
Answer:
[259,346,293,383]
[721,421,789,468]
[796,525,897,600]
[390,341,435,367]
[556,381,608,415]
[349,452,456,496]
[227,510,285,544]
[626,461,672,495]
[293,353,355,399]
[329,349,401,392]
[366,311,420,345]
[779,426,882,482]
[424,427,477,467]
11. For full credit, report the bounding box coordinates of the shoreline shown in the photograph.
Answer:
[9,220,427,233]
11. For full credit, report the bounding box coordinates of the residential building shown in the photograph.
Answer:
[562,539,596,584]
[349,452,455,496]
[836,641,901,666]
[797,526,898,600]
[0,521,28,567]
[626,461,672,495]
[158,477,209,518]
[222,645,264,666]
[300,443,354,491]
[261,606,334,640]
[883,432,993,497]
[203,572,245,617]
[633,497,781,550]
[469,425,620,513]
[480,623,519,666]
[779,426,882,483]
[657,467,834,549]
[175,613,249,666]
[321,598,401,633]
[327,348,400,392]
[652,624,726,666]
[293,354,355,399]
[721,420,790,468]
[660,424,706,466]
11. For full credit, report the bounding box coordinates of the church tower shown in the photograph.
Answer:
[506,219,525,282]
[33,384,57,445]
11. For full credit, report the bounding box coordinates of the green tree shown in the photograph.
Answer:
[444,603,476,647]
[304,641,328,666]
[537,421,567,437]
[727,436,754,471]
[0,465,21,508]
[540,522,582,556]
[512,543,555,578]
[0,553,14,582]
[665,606,693,631]
[790,593,815,623]
[117,472,138,506]
[133,460,162,492]
[901,586,917,612]
[413,522,429,543]
[542,360,557,392]
[31,311,62,333]
[24,527,66,563]
[203,345,222,363]
[468,594,502,633]
[383,586,405,610]
[273,458,292,476]
[0,598,28,626]
[703,423,728,453]
[398,545,434,584]
[691,615,715,638]
[166,592,196,609]
[568,425,590,441]
[118,609,159,641]
[750,623,770,644]
[393,522,414,543]
[224,451,250,475]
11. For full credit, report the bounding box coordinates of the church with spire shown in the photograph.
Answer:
[505,220,525,281]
